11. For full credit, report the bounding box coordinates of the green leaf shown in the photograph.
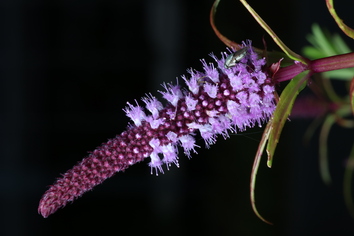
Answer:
[266,71,309,167]
[249,72,310,224]
[209,0,290,66]
[326,0,354,39]
[239,0,308,64]
[209,0,242,49]
[250,120,273,225]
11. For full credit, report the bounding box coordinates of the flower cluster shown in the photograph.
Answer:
[38,40,276,218]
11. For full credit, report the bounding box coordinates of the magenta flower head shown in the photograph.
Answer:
[38,40,276,218]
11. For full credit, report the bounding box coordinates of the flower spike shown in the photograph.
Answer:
[38,40,276,218]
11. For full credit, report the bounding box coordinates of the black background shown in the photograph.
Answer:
[1,0,354,235]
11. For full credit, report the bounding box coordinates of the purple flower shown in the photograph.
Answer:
[38,40,276,218]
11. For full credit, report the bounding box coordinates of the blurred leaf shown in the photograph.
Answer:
[332,34,352,53]
[303,24,354,80]
[343,143,354,219]
[350,77,354,115]
[319,114,335,185]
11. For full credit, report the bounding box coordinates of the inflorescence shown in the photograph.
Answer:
[38,40,276,218]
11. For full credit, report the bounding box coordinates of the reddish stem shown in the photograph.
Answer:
[273,62,308,82]
[310,52,354,73]
[274,52,354,83]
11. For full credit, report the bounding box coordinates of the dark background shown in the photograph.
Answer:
[1,0,354,235]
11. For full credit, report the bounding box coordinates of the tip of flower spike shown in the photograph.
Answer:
[38,196,58,218]
[38,208,51,218]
